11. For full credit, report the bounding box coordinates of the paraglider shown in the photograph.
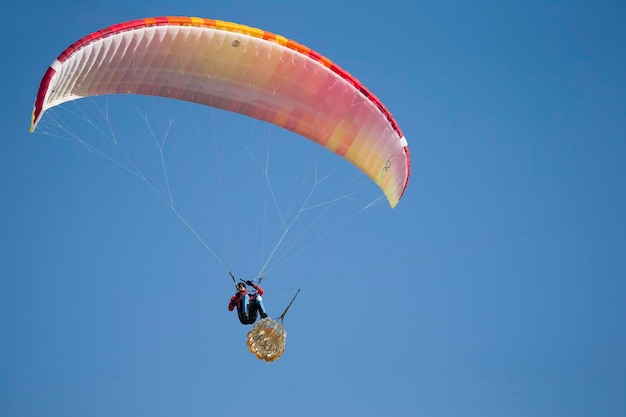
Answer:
[227,272,299,362]
[228,274,268,325]
[30,16,410,362]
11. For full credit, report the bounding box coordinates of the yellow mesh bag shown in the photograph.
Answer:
[246,318,286,363]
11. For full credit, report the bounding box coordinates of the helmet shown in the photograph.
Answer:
[237,282,246,291]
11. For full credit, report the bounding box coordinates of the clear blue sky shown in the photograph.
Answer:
[2,1,625,416]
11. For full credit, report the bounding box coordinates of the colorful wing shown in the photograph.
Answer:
[31,17,410,207]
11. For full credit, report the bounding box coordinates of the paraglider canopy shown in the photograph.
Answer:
[30,16,410,207]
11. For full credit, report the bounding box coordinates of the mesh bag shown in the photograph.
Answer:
[246,318,287,363]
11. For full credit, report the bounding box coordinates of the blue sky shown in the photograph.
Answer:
[2,1,626,416]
